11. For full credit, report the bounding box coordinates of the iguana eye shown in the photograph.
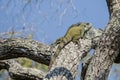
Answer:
[77,23,81,26]
[86,23,90,25]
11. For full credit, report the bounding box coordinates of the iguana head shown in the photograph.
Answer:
[77,22,92,31]
[83,23,92,30]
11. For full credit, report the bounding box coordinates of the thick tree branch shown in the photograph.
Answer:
[81,56,92,80]
[45,39,92,80]
[0,38,50,65]
[0,60,45,80]
[0,38,93,80]
[85,0,120,80]
[106,0,120,15]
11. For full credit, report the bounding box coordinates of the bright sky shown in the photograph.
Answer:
[0,0,118,80]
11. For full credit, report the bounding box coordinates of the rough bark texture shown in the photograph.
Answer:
[0,38,92,80]
[45,39,92,80]
[0,38,50,65]
[0,60,45,80]
[85,0,120,80]
[0,37,97,80]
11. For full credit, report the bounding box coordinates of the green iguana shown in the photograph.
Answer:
[49,22,92,69]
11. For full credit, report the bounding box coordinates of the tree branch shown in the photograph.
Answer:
[106,0,120,15]
[0,38,50,65]
[85,0,120,80]
[45,39,92,80]
[0,60,45,80]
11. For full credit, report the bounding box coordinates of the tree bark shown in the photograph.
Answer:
[85,0,120,80]
[0,38,93,80]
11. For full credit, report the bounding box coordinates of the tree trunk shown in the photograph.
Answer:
[85,0,120,80]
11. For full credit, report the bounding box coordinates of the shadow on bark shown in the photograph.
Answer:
[45,67,73,80]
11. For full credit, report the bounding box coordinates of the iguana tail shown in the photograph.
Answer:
[55,36,71,58]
